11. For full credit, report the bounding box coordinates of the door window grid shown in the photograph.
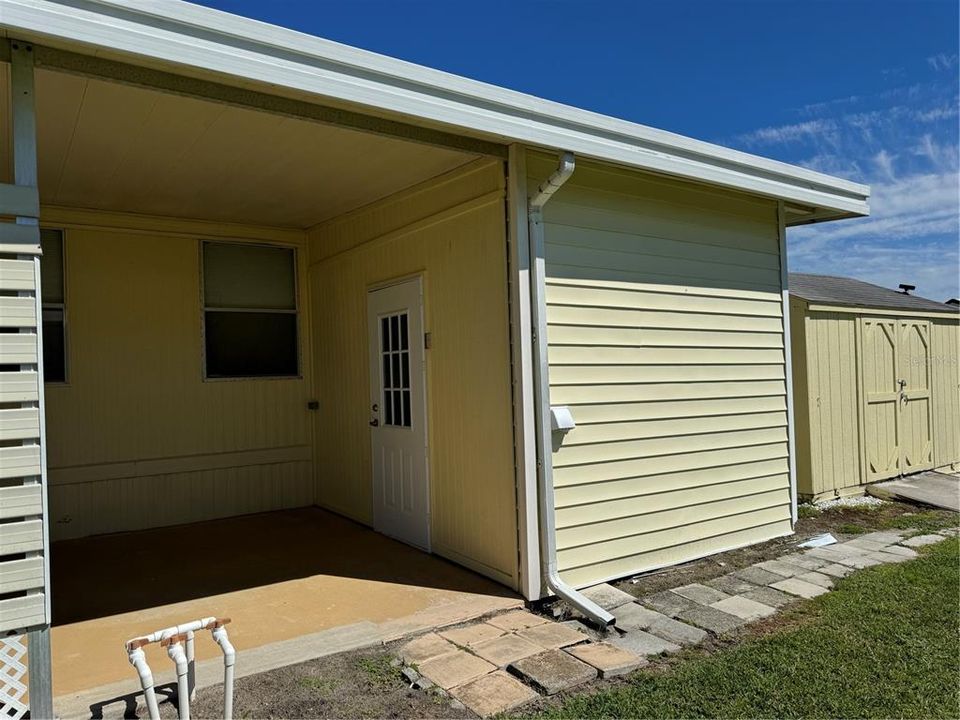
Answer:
[380,312,411,427]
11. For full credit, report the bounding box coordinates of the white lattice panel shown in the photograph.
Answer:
[0,635,28,720]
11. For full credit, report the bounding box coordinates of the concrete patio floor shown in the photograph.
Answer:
[50,508,520,716]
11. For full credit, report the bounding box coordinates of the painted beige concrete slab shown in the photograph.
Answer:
[50,509,520,703]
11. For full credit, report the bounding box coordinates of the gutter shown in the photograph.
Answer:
[528,152,615,628]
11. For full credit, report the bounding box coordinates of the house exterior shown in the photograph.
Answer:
[789,273,960,501]
[0,0,870,713]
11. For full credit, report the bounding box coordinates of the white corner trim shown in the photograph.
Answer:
[779,201,799,525]
[1,0,868,217]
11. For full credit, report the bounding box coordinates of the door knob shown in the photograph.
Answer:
[370,418,379,427]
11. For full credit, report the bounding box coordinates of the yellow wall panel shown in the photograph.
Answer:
[307,159,519,588]
[531,152,792,588]
[42,211,314,540]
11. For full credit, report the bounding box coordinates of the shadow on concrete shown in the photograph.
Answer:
[52,507,516,625]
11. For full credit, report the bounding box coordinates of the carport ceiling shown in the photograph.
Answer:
[3,68,481,228]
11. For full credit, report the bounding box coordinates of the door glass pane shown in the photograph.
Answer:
[379,311,412,428]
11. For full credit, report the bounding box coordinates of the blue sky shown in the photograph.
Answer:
[196,0,959,301]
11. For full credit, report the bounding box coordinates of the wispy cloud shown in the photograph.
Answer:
[737,119,838,146]
[729,66,959,302]
[928,52,959,71]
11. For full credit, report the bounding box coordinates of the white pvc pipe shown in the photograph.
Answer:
[166,639,191,720]
[528,152,615,628]
[212,625,236,720]
[186,630,196,702]
[127,647,161,720]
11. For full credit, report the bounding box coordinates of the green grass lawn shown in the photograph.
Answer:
[525,538,960,719]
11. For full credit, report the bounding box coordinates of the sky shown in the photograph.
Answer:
[195,0,960,301]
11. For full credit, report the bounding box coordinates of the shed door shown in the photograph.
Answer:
[367,277,430,551]
[859,317,935,482]
[898,320,934,473]
[861,318,901,481]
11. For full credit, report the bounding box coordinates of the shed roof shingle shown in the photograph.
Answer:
[789,273,958,314]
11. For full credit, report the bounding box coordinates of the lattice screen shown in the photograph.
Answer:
[0,636,28,720]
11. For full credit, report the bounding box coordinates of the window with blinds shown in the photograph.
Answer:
[201,241,299,378]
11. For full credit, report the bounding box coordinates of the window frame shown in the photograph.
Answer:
[39,227,69,385]
[199,239,302,382]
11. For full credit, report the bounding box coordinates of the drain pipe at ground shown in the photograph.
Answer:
[528,152,615,629]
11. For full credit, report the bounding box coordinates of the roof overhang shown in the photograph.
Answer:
[0,0,870,223]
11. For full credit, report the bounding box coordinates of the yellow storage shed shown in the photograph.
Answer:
[789,273,960,501]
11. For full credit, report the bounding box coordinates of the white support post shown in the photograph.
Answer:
[506,144,541,600]
[778,201,799,525]
[10,38,54,720]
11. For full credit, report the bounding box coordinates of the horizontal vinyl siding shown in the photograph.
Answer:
[534,153,792,587]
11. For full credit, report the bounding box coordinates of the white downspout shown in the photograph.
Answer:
[528,152,615,628]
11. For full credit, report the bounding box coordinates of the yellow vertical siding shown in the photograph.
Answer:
[791,306,959,498]
[792,309,861,498]
[42,210,314,540]
[531,153,793,588]
[931,318,960,470]
[307,159,519,588]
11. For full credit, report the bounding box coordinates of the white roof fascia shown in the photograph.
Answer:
[0,0,870,219]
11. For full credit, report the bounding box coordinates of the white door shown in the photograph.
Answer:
[367,277,430,550]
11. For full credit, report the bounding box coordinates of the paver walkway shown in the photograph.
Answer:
[396,526,956,717]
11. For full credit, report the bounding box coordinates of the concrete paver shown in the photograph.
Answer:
[705,574,758,595]
[471,634,543,668]
[818,563,855,578]
[780,553,830,570]
[611,602,706,646]
[844,537,893,552]
[400,633,458,665]
[518,621,589,649]
[580,583,638,610]
[770,577,830,599]
[567,642,646,678]
[676,605,746,634]
[611,629,681,656]
[670,583,731,605]
[734,565,785,586]
[641,590,699,617]
[865,550,911,564]
[487,609,550,632]
[755,559,808,578]
[901,533,945,547]
[833,554,883,569]
[419,649,497,690]
[440,623,505,648]
[741,586,796,609]
[938,527,959,537]
[710,596,777,621]
[449,670,538,717]
[796,571,834,588]
[510,649,597,695]
[879,544,918,558]
[858,530,906,544]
